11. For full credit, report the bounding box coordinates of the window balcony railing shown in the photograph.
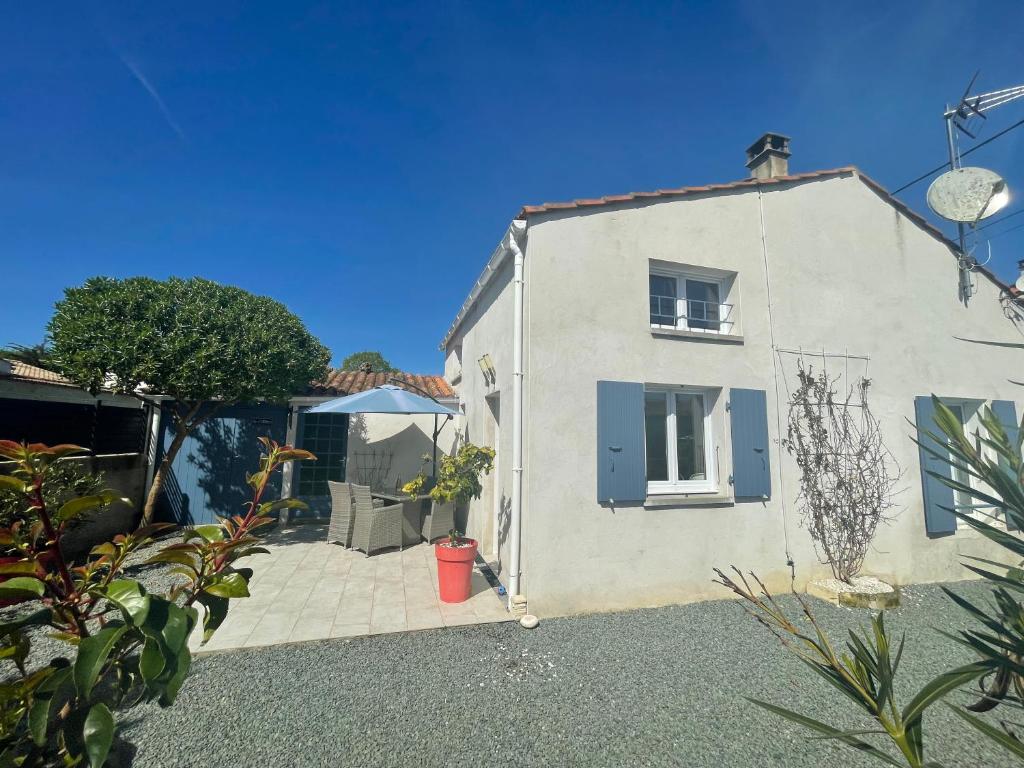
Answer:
[649,295,735,334]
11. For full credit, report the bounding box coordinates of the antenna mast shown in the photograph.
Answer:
[944,74,1024,303]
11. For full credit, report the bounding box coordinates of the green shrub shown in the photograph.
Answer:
[403,443,495,506]
[0,438,315,766]
[0,460,104,533]
[717,397,1024,766]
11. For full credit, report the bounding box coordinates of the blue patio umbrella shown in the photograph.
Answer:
[306,385,457,416]
[306,384,458,476]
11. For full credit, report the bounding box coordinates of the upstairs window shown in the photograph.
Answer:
[649,269,734,334]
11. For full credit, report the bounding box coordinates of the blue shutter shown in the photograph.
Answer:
[596,381,646,503]
[914,396,957,537]
[991,400,1020,531]
[729,389,771,499]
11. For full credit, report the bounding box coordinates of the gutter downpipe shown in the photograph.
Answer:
[506,219,528,607]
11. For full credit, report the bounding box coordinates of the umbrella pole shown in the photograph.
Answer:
[432,414,438,478]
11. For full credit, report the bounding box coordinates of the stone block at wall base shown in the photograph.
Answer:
[806,576,900,610]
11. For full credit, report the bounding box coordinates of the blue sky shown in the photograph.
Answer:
[3,1,1023,373]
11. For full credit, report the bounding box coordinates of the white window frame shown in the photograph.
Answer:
[943,399,1005,530]
[649,269,733,334]
[644,386,716,495]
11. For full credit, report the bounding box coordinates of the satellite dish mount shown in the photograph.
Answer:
[941,73,1024,303]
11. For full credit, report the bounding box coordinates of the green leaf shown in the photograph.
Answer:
[257,498,308,516]
[28,666,71,746]
[203,572,250,598]
[159,607,197,707]
[139,636,165,684]
[747,698,904,765]
[274,449,316,463]
[74,624,127,699]
[137,597,195,701]
[901,662,992,725]
[949,704,1024,758]
[0,576,45,601]
[0,560,38,576]
[145,549,199,570]
[189,524,225,543]
[102,579,150,626]
[0,475,28,494]
[83,702,115,768]
[196,592,229,643]
[89,542,117,558]
[57,490,128,522]
[143,598,191,655]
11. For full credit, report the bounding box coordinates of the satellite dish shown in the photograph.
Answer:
[927,166,1010,224]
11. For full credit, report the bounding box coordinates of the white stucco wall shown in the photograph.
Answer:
[444,256,530,580]
[496,170,1023,617]
[346,411,460,494]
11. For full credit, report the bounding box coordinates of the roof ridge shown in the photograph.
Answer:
[518,166,860,217]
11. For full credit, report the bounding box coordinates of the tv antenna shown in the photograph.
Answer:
[940,73,1024,303]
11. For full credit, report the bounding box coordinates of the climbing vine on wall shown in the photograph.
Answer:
[783,360,901,583]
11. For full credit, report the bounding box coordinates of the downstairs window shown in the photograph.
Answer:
[644,387,715,494]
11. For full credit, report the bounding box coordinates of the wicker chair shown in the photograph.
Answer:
[421,500,456,543]
[326,481,355,547]
[398,497,428,547]
[350,484,404,557]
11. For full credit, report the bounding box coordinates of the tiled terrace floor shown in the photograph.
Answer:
[198,523,511,652]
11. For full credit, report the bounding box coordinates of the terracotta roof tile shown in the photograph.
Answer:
[1,360,456,401]
[309,370,453,399]
[516,167,860,218]
[0,360,76,387]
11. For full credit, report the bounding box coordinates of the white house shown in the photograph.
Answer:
[443,133,1024,617]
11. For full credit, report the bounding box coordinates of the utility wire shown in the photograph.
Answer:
[891,115,1024,196]
[978,208,1024,231]
[988,220,1024,241]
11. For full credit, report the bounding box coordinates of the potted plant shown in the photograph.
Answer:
[404,443,495,603]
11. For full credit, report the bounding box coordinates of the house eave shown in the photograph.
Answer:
[439,220,524,351]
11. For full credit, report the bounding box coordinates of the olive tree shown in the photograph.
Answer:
[340,350,393,372]
[49,276,330,525]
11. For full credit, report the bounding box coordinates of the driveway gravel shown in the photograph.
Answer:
[121,579,1017,768]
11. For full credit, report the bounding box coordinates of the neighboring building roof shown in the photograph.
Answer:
[0,359,76,388]
[309,370,454,399]
[1,359,454,402]
[442,166,1015,349]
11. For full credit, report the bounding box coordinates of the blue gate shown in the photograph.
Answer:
[155,403,289,526]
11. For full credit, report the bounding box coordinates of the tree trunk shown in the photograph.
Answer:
[139,402,203,528]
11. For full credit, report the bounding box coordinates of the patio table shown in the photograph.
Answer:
[373,493,430,546]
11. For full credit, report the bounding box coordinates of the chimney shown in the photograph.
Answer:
[745,132,791,179]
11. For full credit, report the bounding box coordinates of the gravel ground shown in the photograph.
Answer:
[0,540,185,667]
[114,580,1020,768]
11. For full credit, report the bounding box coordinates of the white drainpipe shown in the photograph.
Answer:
[506,219,527,605]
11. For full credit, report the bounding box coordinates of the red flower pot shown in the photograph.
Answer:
[435,538,478,603]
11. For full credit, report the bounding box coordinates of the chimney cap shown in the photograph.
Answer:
[745,132,792,163]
